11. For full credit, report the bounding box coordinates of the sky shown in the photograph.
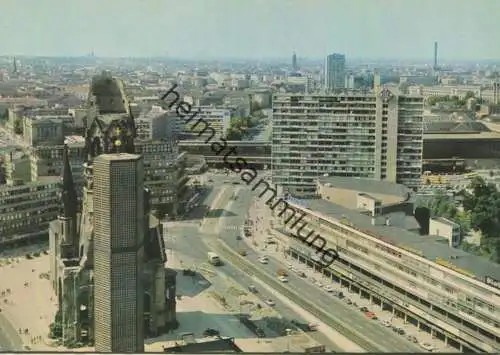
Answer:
[2,0,500,60]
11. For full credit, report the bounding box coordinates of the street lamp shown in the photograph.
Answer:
[285,328,292,352]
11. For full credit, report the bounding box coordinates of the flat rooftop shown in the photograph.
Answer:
[317,176,412,200]
[96,153,142,161]
[290,198,500,283]
[424,132,500,140]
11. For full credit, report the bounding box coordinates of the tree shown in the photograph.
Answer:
[13,117,23,135]
[464,91,475,100]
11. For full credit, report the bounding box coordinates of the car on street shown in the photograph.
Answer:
[238,250,247,256]
[236,235,242,240]
[407,334,418,343]
[359,306,369,312]
[287,263,293,269]
[208,179,213,183]
[264,299,276,306]
[203,328,220,337]
[232,181,240,184]
[258,257,269,264]
[248,285,258,293]
[365,311,377,320]
[278,275,289,282]
[381,319,392,327]
[345,298,352,305]
[419,342,434,352]
[323,285,335,292]
[277,269,288,277]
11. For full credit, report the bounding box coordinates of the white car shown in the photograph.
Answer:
[419,342,434,352]
[278,276,289,282]
[324,285,335,292]
[259,257,269,264]
[287,263,293,269]
[316,281,323,288]
[380,319,391,327]
[264,299,276,306]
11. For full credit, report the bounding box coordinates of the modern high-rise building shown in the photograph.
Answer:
[324,53,346,91]
[93,153,145,353]
[292,51,298,71]
[271,89,424,196]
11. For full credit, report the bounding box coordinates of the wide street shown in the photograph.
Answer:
[170,170,423,352]
[165,180,345,352]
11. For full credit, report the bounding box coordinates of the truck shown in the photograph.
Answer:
[208,252,222,266]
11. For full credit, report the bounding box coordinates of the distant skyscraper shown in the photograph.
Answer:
[292,52,298,71]
[93,153,145,353]
[324,53,346,91]
[433,42,438,70]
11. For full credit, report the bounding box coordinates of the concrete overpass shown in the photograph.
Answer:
[179,140,271,168]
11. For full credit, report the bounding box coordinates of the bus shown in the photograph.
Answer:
[208,252,222,266]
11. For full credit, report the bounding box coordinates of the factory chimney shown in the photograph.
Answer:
[433,42,438,71]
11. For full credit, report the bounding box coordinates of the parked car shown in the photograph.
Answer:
[324,285,335,292]
[337,291,344,299]
[203,328,220,337]
[236,235,242,240]
[365,311,377,320]
[381,319,391,327]
[296,271,306,278]
[238,250,247,256]
[278,275,289,283]
[248,285,258,293]
[419,342,434,352]
[264,299,276,306]
[258,257,269,264]
[359,306,369,312]
[407,334,418,343]
[345,298,352,305]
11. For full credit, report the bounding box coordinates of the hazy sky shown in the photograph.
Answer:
[2,0,499,60]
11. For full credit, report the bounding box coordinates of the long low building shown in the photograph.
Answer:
[270,177,500,353]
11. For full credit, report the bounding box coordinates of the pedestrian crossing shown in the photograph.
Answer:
[223,225,243,231]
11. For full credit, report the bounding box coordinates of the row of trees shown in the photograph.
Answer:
[420,177,500,263]
[459,177,500,262]
[426,91,482,107]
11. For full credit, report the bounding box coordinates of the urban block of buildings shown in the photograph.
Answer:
[273,176,500,353]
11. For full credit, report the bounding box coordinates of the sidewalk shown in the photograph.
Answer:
[0,245,60,351]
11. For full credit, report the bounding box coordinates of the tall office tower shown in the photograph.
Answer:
[324,53,346,91]
[271,90,424,196]
[292,52,298,71]
[93,153,145,353]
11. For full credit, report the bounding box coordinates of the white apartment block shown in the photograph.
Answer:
[271,90,423,196]
[177,106,231,139]
[135,105,176,141]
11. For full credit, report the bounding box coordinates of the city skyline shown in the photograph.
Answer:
[2,0,500,61]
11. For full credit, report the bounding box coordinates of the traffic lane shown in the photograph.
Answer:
[217,261,343,352]
[224,240,422,353]
[169,230,343,352]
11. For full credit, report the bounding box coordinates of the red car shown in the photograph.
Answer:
[365,311,378,320]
